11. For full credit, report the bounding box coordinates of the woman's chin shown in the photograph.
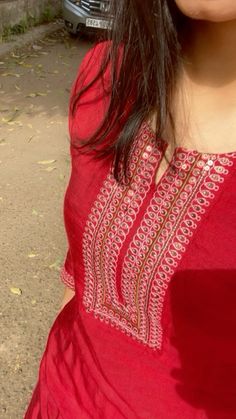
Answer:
[174,0,236,23]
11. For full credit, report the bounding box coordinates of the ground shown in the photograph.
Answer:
[0,29,91,418]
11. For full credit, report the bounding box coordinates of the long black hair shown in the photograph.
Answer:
[71,0,185,181]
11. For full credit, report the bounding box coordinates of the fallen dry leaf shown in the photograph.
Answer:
[37,159,56,165]
[47,70,59,75]
[11,52,21,58]
[1,109,21,123]
[26,92,47,98]
[10,287,22,296]
[14,363,22,372]
[32,44,42,51]
[17,61,32,68]
[1,73,21,78]
[25,93,36,98]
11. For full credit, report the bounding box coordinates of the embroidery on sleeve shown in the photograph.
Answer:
[60,266,75,290]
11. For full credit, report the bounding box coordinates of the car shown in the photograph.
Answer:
[63,0,112,35]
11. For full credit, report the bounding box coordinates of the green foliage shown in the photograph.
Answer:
[41,6,54,23]
[3,20,28,38]
[1,5,61,42]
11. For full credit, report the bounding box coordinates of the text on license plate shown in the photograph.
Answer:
[86,18,110,29]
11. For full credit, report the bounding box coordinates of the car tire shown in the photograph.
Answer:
[66,30,78,38]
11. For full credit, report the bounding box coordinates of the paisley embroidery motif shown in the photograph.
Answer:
[82,123,236,350]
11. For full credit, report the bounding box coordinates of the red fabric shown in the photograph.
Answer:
[25,43,236,419]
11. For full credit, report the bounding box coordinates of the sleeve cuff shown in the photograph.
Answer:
[60,265,75,290]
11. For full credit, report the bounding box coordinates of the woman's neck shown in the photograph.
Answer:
[152,19,236,153]
[182,19,236,87]
[164,19,236,153]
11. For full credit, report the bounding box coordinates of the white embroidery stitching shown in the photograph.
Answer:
[83,125,161,314]
[82,123,236,350]
[60,266,75,290]
[121,152,236,349]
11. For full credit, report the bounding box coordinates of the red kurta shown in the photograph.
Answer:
[25,43,236,419]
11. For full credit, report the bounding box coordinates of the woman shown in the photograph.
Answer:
[25,1,236,418]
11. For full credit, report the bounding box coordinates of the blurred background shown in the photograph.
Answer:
[0,1,111,416]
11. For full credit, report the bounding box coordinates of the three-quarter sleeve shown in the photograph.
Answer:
[60,248,75,290]
[60,42,111,292]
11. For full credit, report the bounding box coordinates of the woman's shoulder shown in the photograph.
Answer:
[69,41,112,145]
[72,41,112,92]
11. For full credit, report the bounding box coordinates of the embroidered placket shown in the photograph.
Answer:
[82,125,236,350]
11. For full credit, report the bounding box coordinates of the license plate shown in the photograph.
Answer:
[86,18,110,29]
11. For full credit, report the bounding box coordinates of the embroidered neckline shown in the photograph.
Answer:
[143,120,236,159]
[82,122,236,351]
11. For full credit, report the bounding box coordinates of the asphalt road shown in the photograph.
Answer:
[0,29,91,418]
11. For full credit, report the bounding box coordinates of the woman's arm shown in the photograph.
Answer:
[59,286,75,312]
